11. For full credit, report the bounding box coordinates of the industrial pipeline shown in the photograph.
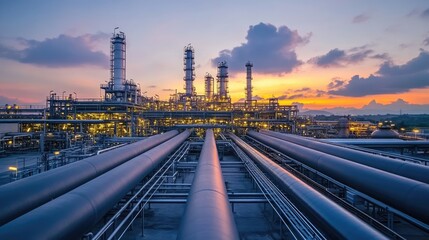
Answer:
[260,130,429,184]
[0,130,178,225]
[177,129,239,240]
[229,133,387,239]
[247,131,429,224]
[0,130,190,240]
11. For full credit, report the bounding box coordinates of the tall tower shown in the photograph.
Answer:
[205,73,214,101]
[217,61,229,99]
[111,30,126,90]
[245,61,253,102]
[183,45,195,96]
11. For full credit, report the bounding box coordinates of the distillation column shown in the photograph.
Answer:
[217,61,229,99]
[183,45,195,96]
[245,61,253,102]
[204,73,214,101]
[111,30,126,91]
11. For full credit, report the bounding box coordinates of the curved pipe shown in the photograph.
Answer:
[248,131,429,224]
[229,133,387,239]
[0,130,190,240]
[0,130,178,225]
[260,130,429,184]
[177,129,239,240]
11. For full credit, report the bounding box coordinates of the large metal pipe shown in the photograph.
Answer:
[248,131,429,224]
[0,130,178,225]
[177,129,239,240]
[260,130,429,184]
[0,130,191,240]
[229,133,387,239]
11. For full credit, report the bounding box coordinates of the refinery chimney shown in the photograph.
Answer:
[111,29,126,90]
[183,45,195,96]
[245,61,253,102]
[217,61,229,99]
[205,73,214,101]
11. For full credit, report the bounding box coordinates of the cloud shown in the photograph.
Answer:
[162,88,175,92]
[0,95,26,105]
[292,102,305,110]
[147,85,157,88]
[421,8,429,18]
[278,88,327,100]
[309,47,375,67]
[253,95,264,100]
[329,51,429,96]
[352,13,370,23]
[315,99,429,115]
[371,53,390,60]
[327,79,346,89]
[212,22,310,74]
[424,37,429,46]
[294,87,310,93]
[0,33,109,68]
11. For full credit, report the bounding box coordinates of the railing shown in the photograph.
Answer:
[92,141,190,240]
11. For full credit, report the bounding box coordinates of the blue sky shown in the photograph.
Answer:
[1,1,429,112]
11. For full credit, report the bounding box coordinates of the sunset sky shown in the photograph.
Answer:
[1,1,429,113]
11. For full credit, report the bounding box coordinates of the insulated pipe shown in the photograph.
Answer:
[248,131,429,224]
[177,129,239,240]
[0,130,178,225]
[0,130,191,240]
[260,130,429,184]
[229,133,387,239]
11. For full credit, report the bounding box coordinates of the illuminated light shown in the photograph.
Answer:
[54,151,60,155]
[8,166,18,171]
[7,140,12,145]
[26,127,31,132]
[412,129,420,133]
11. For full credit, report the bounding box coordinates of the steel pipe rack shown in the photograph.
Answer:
[248,131,429,225]
[230,133,388,239]
[0,130,190,240]
[260,130,429,184]
[0,130,179,225]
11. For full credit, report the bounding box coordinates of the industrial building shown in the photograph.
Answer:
[0,29,429,239]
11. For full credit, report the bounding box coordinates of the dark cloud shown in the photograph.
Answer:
[315,89,327,97]
[277,94,304,100]
[421,8,429,18]
[371,53,390,60]
[308,47,375,67]
[212,22,310,74]
[278,88,326,100]
[329,51,429,96]
[0,33,109,68]
[423,37,429,46]
[309,49,345,67]
[352,13,370,23]
[294,87,310,93]
[328,79,346,89]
